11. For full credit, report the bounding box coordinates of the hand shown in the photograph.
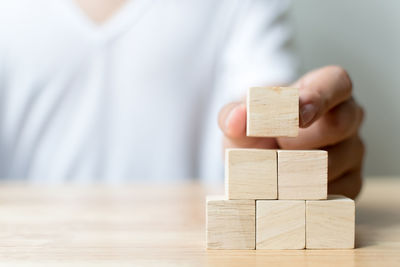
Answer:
[219,66,365,199]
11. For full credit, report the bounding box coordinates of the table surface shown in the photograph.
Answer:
[0,178,399,266]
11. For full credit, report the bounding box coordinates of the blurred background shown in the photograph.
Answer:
[290,0,400,177]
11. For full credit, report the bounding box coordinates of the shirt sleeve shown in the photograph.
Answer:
[215,0,298,102]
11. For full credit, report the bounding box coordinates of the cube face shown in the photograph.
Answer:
[306,195,355,249]
[256,200,305,249]
[278,150,327,200]
[246,87,299,137]
[225,149,277,200]
[206,196,255,249]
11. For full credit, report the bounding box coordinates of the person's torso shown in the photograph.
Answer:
[0,0,238,182]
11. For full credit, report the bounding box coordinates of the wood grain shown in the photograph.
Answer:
[246,86,299,137]
[278,150,328,200]
[206,196,255,249]
[225,149,277,200]
[256,200,305,249]
[306,195,355,249]
[0,178,398,266]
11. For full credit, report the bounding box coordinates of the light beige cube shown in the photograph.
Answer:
[256,200,305,249]
[246,87,299,137]
[278,150,327,200]
[306,195,355,249]
[225,149,277,200]
[206,196,255,249]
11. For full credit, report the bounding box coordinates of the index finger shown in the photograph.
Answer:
[297,65,353,127]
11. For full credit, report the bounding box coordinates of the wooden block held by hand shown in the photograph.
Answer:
[256,200,305,249]
[206,196,255,249]
[225,149,277,200]
[306,195,355,249]
[246,87,299,137]
[278,150,327,200]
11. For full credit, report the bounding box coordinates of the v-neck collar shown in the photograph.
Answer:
[62,0,155,43]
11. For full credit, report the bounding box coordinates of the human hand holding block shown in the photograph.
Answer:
[219,66,364,199]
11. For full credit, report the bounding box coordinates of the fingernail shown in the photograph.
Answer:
[300,104,317,127]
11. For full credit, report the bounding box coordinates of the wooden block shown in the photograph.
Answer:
[225,149,277,200]
[256,200,305,249]
[306,195,355,249]
[278,150,327,200]
[246,87,299,137]
[206,196,255,249]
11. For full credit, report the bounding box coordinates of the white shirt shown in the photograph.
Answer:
[0,0,297,183]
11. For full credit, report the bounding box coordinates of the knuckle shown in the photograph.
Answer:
[348,135,366,167]
[346,171,364,200]
[326,107,353,138]
[328,65,353,95]
[328,172,363,199]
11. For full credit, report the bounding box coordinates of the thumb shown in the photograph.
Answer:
[218,101,247,139]
[219,101,278,149]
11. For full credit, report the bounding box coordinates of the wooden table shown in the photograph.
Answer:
[0,178,399,266]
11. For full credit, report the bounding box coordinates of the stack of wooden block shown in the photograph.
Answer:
[206,87,355,250]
